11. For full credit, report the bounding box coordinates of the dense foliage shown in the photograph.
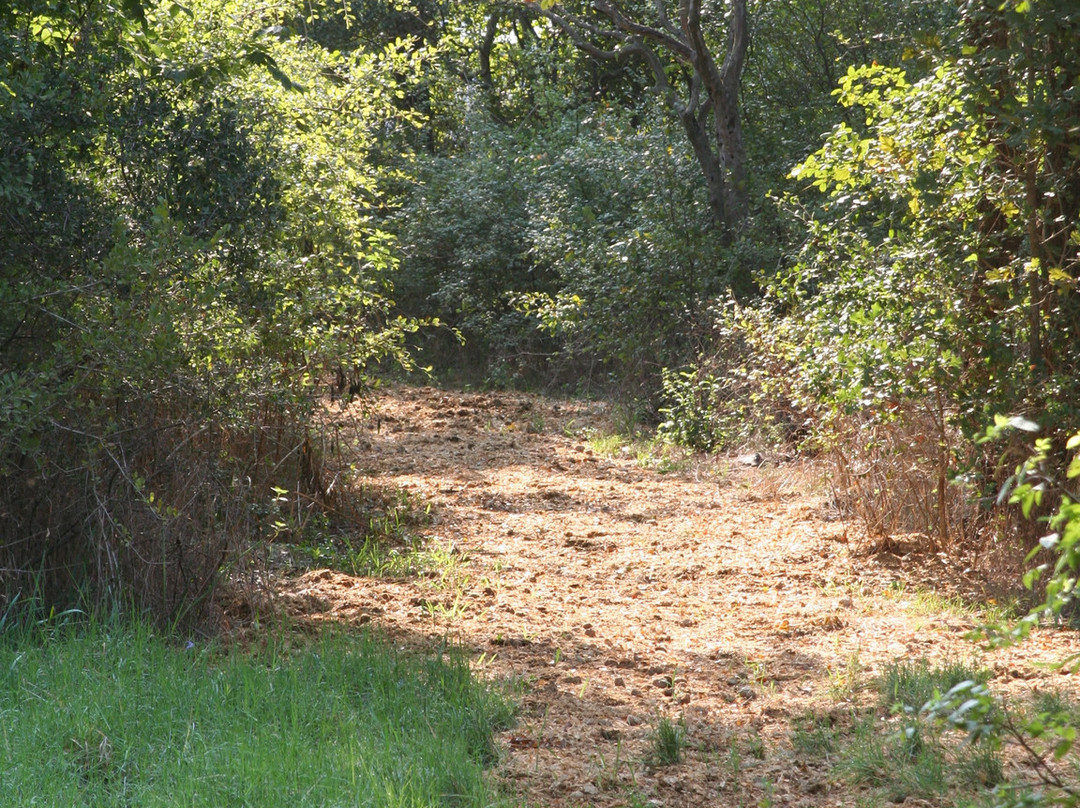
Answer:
[0,0,419,619]
[729,0,1080,548]
[4,0,1080,649]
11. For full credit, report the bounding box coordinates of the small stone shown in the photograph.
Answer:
[581,783,598,796]
[737,685,756,700]
[838,596,853,608]
[627,714,644,726]
[614,676,625,687]
[652,676,672,689]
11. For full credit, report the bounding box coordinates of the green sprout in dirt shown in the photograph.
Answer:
[648,716,687,767]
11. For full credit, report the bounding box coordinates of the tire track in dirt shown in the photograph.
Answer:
[272,386,1076,808]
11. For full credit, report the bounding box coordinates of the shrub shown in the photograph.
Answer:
[0,0,419,623]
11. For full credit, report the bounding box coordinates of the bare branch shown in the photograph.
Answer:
[720,0,749,95]
[593,0,692,60]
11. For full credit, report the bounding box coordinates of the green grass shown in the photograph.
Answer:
[647,716,686,767]
[582,428,692,474]
[277,485,440,578]
[884,581,1018,624]
[878,656,989,713]
[825,657,1004,805]
[840,714,949,800]
[0,619,515,807]
[791,711,840,759]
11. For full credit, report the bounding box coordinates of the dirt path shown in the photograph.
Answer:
[269,386,1076,808]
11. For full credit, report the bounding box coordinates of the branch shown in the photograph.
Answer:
[654,0,680,37]
[541,6,633,61]
[593,0,692,60]
[680,0,723,94]
[720,0,749,95]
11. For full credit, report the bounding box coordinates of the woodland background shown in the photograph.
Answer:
[2,0,1079,635]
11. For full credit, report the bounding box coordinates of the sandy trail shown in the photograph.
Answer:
[266,386,1074,808]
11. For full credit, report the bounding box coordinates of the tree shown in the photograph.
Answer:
[530,0,748,237]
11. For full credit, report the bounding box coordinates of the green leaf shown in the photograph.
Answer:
[1008,416,1040,433]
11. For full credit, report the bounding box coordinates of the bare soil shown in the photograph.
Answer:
[255,385,1078,808]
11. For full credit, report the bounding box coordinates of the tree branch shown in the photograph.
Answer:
[593,0,692,60]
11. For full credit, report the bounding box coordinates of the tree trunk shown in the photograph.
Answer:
[678,101,729,230]
[535,0,750,234]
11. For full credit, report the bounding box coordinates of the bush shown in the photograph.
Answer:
[521,102,735,402]
[742,0,1080,549]
[0,0,419,623]
[921,424,1080,807]
[393,110,557,385]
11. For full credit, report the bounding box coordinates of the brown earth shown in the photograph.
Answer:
[252,385,1078,808]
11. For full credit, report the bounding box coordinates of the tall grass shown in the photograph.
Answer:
[0,619,514,806]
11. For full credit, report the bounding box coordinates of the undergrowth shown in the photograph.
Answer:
[0,617,515,807]
[794,656,1007,806]
[273,484,438,578]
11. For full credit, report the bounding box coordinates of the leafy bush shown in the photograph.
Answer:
[742,0,1080,548]
[396,98,741,400]
[393,110,557,385]
[0,0,420,622]
[522,102,734,401]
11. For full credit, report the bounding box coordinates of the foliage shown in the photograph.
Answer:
[738,0,1080,543]
[521,101,733,399]
[920,423,1080,807]
[393,109,556,384]
[657,368,726,452]
[0,619,515,805]
[394,96,734,398]
[742,0,954,188]
[0,0,421,621]
[534,0,750,232]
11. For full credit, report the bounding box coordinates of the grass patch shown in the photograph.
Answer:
[0,619,514,807]
[878,656,989,713]
[1030,688,1080,726]
[582,427,693,474]
[825,657,1004,805]
[885,581,1017,624]
[791,711,840,759]
[647,716,686,767]
[840,715,950,800]
[272,486,449,579]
